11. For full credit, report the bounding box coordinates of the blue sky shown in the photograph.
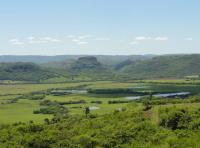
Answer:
[0,0,200,55]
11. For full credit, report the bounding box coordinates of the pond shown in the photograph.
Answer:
[65,90,87,94]
[128,86,150,89]
[126,96,142,100]
[153,92,190,98]
[89,106,100,110]
[125,92,191,100]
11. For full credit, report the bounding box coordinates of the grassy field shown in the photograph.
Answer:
[0,95,19,104]
[0,81,128,124]
[0,82,91,95]
[0,80,200,124]
[132,78,200,84]
[45,94,131,115]
[0,99,51,124]
[86,81,141,89]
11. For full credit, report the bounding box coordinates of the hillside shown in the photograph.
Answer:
[0,55,154,66]
[1,54,200,82]
[0,62,57,82]
[70,56,115,80]
[72,56,102,70]
[0,55,70,64]
[118,54,200,79]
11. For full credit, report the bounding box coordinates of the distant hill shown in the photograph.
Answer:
[72,56,102,70]
[0,62,57,82]
[1,54,200,82]
[0,55,154,65]
[118,54,200,79]
[114,59,134,70]
[0,55,70,64]
[70,56,115,80]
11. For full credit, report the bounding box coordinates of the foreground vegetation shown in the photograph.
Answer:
[0,102,199,147]
[0,80,199,147]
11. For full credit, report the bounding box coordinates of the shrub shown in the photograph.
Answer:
[90,101,102,104]
[143,100,152,111]
[160,109,192,130]
[58,100,86,105]
[34,105,68,115]
[108,100,131,104]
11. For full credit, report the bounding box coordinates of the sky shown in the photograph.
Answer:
[0,0,200,55]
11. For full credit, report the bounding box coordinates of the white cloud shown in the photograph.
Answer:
[27,36,35,40]
[135,36,168,41]
[72,39,80,42]
[95,37,110,41]
[186,37,193,41]
[135,36,152,41]
[9,39,18,42]
[154,37,168,41]
[12,41,25,45]
[42,37,61,42]
[27,37,43,44]
[67,34,110,44]
[77,41,88,45]
[9,39,25,45]
[130,41,139,45]
[78,35,91,39]
[69,35,91,45]
[27,36,61,44]
[9,36,61,45]
[67,35,76,38]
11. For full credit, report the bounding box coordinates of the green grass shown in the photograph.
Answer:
[86,81,141,89]
[0,99,52,124]
[45,94,130,115]
[0,95,19,104]
[0,82,91,95]
[41,76,69,83]
[0,80,28,84]
[132,78,200,84]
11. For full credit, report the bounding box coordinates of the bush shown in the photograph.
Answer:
[34,105,68,115]
[58,100,86,105]
[108,100,131,104]
[189,118,200,130]
[143,100,152,111]
[160,108,192,130]
[91,101,102,104]
[40,100,58,106]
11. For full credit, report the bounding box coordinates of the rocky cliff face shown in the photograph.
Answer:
[72,56,102,70]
